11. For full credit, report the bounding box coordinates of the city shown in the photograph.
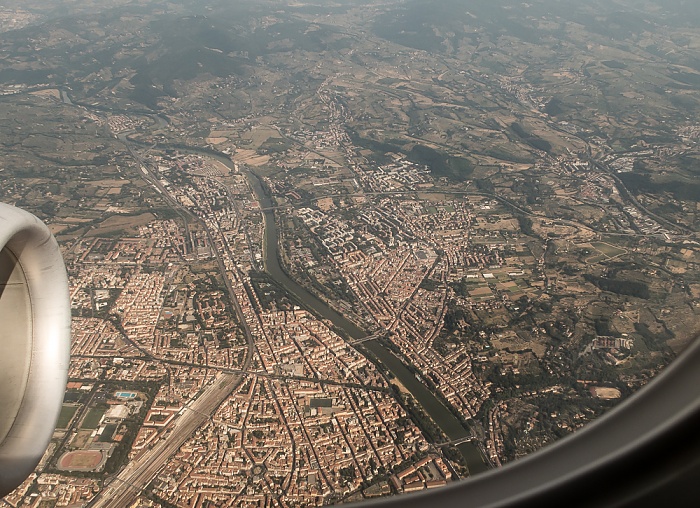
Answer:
[0,0,699,506]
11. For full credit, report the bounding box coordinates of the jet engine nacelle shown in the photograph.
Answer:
[0,203,70,497]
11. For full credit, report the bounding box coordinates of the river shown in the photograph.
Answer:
[102,113,489,475]
[246,172,489,476]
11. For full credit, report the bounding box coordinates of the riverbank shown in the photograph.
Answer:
[113,128,490,475]
[246,169,489,476]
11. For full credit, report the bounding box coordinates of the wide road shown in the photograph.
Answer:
[89,373,240,508]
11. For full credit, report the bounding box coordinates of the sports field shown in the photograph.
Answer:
[58,450,104,471]
[81,408,106,429]
[56,404,79,429]
[591,241,626,258]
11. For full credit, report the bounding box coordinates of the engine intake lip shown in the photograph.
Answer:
[0,203,70,497]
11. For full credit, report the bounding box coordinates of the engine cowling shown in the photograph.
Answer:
[0,203,70,497]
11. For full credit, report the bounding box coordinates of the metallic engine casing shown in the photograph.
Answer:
[0,203,70,497]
